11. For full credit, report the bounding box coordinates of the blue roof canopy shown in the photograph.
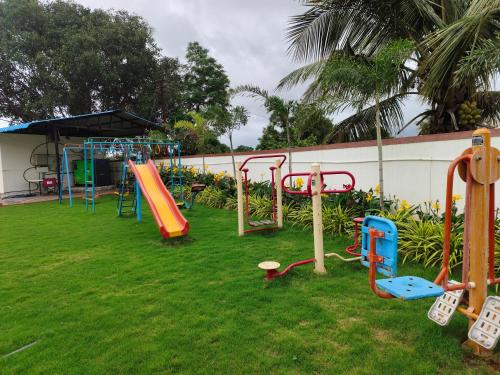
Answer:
[0,110,160,137]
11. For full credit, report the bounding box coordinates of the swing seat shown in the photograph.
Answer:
[376,276,444,300]
[249,219,275,226]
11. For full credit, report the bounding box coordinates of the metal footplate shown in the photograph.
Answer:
[468,296,500,350]
[427,281,464,326]
[249,220,275,226]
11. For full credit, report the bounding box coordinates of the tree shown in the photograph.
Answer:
[155,57,184,125]
[280,0,500,137]
[174,112,210,172]
[183,42,230,112]
[234,145,254,152]
[207,105,249,177]
[254,102,333,149]
[0,0,160,122]
[234,85,295,179]
[314,40,414,209]
[292,104,333,144]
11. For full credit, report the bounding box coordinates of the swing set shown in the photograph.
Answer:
[59,137,183,216]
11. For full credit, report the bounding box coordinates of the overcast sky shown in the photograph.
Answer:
[2,0,427,145]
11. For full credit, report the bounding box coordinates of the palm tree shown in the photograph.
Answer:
[233,85,295,180]
[280,0,499,137]
[314,40,414,208]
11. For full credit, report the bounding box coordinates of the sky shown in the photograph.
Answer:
[1,0,426,145]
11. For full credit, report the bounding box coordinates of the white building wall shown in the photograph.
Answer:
[0,134,86,196]
[158,131,500,210]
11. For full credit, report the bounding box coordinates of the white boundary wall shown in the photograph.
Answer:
[166,129,500,210]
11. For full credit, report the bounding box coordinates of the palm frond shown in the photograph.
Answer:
[232,84,269,100]
[277,60,328,90]
[474,91,500,126]
[324,95,406,143]
[287,0,441,63]
[454,33,500,91]
[419,0,500,99]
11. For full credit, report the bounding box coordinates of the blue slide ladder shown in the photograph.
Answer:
[361,216,444,300]
[117,160,137,216]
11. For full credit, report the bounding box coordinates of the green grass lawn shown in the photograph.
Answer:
[1,196,499,374]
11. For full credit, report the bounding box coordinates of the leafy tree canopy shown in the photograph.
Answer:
[183,41,230,112]
[0,0,160,122]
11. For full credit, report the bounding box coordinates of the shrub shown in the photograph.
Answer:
[195,186,227,209]
[398,219,464,269]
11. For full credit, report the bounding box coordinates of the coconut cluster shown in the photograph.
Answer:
[458,100,481,126]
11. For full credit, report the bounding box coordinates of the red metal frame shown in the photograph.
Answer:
[367,154,474,299]
[345,217,364,256]
[240,154,286,233]
[263,258,316,280]
[488,184,499,285]
[281,170,356,196]
[367,228,395,299]
[434,154,472,291]
[239,154,287,171]
[319,171,356,194]
[281,172,312,195]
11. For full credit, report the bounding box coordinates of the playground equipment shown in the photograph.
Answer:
[128,159,188,238]
[181,183,207,210]
[59,137,189,239]
[236,155,286,235]
[363,128,500,355]
[258,163,356,279]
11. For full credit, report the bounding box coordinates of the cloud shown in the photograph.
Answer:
[60,1,429,144]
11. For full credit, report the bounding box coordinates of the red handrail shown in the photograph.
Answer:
[488,184,499,285]
[434,154,472,291]
[368,228,395,299]
[239,154,287,170]
[320,171,356,194]
[281,172,313,195]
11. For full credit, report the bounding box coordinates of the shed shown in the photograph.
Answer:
[0,110,159,197]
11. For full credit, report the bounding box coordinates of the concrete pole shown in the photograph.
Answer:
[236,162,244,236]
[311,163,326,274]
[275,159,283,229]
[465,128,492,355]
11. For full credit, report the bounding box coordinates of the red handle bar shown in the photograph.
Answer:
[239,154,287,171]
[320,171,356,193]
[281,172,312,195]
[281,170,356,196]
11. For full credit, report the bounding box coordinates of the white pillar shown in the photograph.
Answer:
[236,162,244,236]
[311,163,326,273]
[275,159,283,228]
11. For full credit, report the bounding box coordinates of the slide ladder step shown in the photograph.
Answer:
[427,281,464,326]
[468,296,500,350]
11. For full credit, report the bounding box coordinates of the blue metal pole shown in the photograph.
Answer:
[91,140,95,213]
[178,141,183,200]
[84,143,88,211]
[65,148,72,207]
[59,148,65,205]
[136,180,141,222]
[169,145,174,193]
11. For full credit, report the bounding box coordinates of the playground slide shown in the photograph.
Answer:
[128,159,189,238]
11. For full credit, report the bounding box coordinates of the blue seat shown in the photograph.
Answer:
[376,276,444,300]
[362,216,444,300]
[361,216,398,277]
